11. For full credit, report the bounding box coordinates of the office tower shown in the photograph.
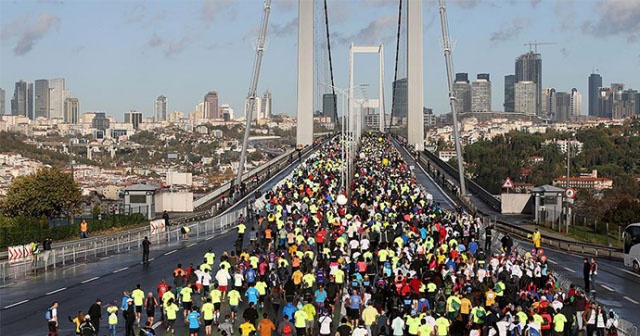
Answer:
[92,112,110,130]
[27,83,33,119]
[322,93,337,122]
[391,78,408,122]
[552,92,571,122]
[49,78,65,119]
[11,80,28,117]
[504,74,516,112]
[154,95,167,121]
[570,88,582,119]
[453,73,471,113]
[471,74,491,112]
[611,83,624,101]
[260,90,272,121]
[514,81,537,116]
[621,89,640,115]
[203,91,219,119]
[34,79,50,119]
[124,110,143,129]
[64,97,80,124]
[597,87,613,118]
[542,88,556,116]
[588,73,602,117]
[0,88,5,114]
[515,52,542,115]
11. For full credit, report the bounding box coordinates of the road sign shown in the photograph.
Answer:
[502,177,514,189]
[565,188,577,199]
[150,219,166,234]
[8,245,31,264]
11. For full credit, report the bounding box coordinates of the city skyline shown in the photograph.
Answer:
[1,0,639,119]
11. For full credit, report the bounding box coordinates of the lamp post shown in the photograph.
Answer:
[322,83,368,194]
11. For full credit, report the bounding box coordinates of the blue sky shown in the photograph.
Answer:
[1,0,639,120]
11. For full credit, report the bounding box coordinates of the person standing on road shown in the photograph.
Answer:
[47,301,59,336]
[162,210,170,227]
[582,258,591,292]
[42,236,53,266]
[123,299,135,336]
[590,257,598,293]
[532,228,542,252]
[501,233,513,255]
[87,299,102,333]
[142,236,151,264]
[485,223,493,252]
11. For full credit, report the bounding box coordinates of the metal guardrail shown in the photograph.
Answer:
[0,207,246,283]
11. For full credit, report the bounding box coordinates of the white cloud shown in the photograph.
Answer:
[582,0,640,42]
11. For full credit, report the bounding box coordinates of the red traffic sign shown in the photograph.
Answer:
[502,177,514,189]
[565,188,577,199]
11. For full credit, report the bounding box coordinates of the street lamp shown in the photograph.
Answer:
[322,83,368,195]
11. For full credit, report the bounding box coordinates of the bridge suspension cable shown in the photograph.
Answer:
[390,0,403,129]
[323,0,339,126]
[237,0,272,185]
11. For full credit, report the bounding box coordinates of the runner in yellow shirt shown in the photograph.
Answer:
[201,298,215,336]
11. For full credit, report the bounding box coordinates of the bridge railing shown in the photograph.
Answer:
[0,207,246,283]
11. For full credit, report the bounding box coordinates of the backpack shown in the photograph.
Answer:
[45,308,52,320]
[283,323,293,335]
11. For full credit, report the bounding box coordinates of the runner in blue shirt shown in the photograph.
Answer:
[245,286,260,305]
[187,307,201,336]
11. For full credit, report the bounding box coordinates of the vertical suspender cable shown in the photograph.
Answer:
[390,0,403,129]
[323,0,339,127]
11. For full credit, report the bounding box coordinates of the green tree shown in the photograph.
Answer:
[1,168,82,219]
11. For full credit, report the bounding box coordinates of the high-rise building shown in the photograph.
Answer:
[11,80,28,117]
[504,74,516,112]
[64,97,80,124]
[92,112,110,130]
[34,79,50,119]
[154,95,167,121]
[27,83,34,119]
[514,81,537,116]
[260,90,272,121]
[588,73,602,117]
[471,74,491,112]
[597,87,613,118]
[515,52,542,115]
[391,78,408,123]
[570,88,582,119]
[49,78,66,119]
[0,88,5,115]
[621,89,640,115]
[203,91,219,119]
[453,73,471,113]
[553,92,571,122]
[124,110,143,129]
[542,88,556,116]
[322,93,337,122]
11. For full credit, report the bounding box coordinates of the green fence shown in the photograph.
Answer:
[0,213,146,248]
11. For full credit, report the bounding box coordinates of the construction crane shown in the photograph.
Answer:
[524,41,555,53]
[438,0,466,198]
[236,0,272,185]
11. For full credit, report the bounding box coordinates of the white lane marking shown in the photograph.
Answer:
[81,276,100,284]
[188,243,197,247]
[600,284,614,292]
[548,259,558,265]
[563,267,576,273]
[113,267,129,273]
[148,258,155,261]
[624,296,640,304]
[164,249,177,256]
[206,236,214,241]
[46,287,67,295]
[4,299,29,309]
[152,321,162,329]
[623,270,640,278]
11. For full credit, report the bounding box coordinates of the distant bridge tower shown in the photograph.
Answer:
[296,0,314,147]
[407,0,424,150]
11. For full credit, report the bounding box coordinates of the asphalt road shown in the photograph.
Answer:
[0,152,309,336]
[412,145,640,327]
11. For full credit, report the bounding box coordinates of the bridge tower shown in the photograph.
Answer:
[407,0,424,150]
[296,0,314,147]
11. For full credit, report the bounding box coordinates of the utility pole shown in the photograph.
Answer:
[236,0,272,185]
[438,0,466,197]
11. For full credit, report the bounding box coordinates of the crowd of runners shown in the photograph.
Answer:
[46,133,620,336]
